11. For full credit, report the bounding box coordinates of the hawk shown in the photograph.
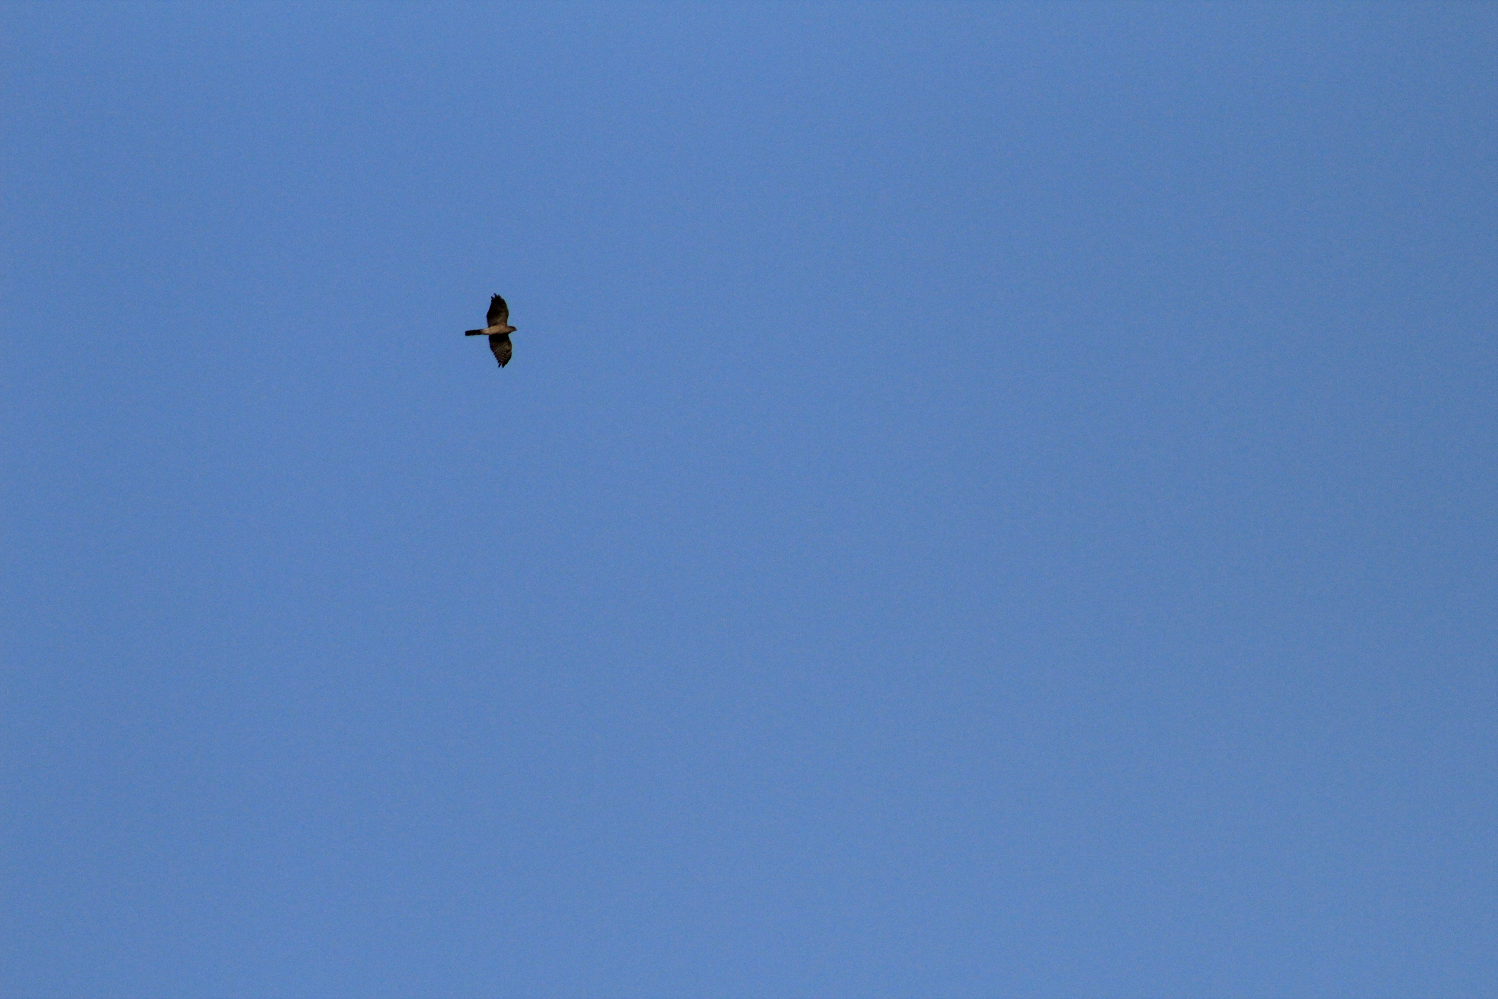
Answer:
[465,294,517,367]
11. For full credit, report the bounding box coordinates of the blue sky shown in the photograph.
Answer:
[3,3,1495,996]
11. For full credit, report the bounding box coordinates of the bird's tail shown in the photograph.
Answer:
[465,329,487,336]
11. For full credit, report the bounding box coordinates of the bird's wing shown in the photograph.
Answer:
[489,333,512,367]
[486,294,509,327]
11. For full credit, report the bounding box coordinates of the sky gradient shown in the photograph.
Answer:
[4,3,1496,996]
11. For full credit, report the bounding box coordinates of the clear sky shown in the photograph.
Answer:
[3,3,1495,996]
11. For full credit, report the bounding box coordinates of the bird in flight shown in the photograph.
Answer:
[465,294,517,367]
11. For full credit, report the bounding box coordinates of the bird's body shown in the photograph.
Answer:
[465,294,516,367]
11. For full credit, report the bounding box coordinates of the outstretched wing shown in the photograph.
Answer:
[486,294,509,327]
[489,333,512,367]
